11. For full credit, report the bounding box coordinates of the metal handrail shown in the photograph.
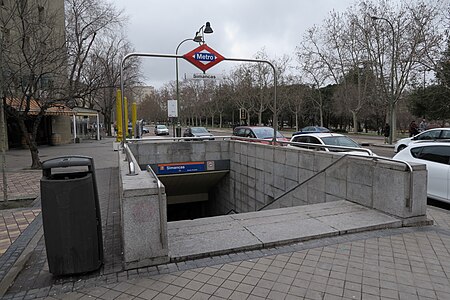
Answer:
[123,144,137,175]
[146,164,167,248]
[258,152,415,212]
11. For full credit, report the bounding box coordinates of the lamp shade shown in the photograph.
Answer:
[204,22,213,34]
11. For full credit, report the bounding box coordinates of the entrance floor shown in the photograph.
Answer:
[168,200,403,261]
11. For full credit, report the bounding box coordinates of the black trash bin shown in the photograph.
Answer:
[40,156,103,276]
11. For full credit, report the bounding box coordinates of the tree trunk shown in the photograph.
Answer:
[18,119,41,169]
[351,110,358,133]
[104,109,111,136]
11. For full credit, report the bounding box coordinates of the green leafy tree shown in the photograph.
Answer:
[408,85,450,121]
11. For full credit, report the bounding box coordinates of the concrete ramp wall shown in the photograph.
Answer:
[221,141,427,223]
[118,146,169,270]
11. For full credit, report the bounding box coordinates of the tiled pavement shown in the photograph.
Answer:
[3,138,450,299]
[41,215,450,300]
[0,171,41,201]
[3,191,450,299]
[0,208,41,255]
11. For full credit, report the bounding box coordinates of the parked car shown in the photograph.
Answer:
[394,128,450,153]
[289,133,374,156]
[393,141,450,202]
[232,126,288,144]
[142,127,150,134]
[292,126,330,136]
[154,124,169,136]
[183,127,214,140]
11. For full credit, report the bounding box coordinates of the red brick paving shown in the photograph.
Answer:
[0,171,41,201]
[0,171,41,255]
[0,208,41,255]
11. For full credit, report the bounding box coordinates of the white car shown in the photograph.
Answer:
[393,141,450,203]
[394,128,450,153]
[154,124,169,136]
[289,133,375,156]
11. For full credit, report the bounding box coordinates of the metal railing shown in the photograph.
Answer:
[146,164,167,248]
[258,152,414,212]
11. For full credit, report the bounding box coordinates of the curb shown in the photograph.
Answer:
[0,203,43,298]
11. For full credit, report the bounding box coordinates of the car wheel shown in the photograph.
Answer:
[397,145,407,152]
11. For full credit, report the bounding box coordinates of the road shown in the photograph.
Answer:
[144,127,397,157]
[143,126,450,210]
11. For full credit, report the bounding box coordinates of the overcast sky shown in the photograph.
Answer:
[112,0,357,88]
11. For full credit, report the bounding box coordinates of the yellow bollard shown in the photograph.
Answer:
[116,90,122,142]
[124,97,129,138]
[132,102,137,138]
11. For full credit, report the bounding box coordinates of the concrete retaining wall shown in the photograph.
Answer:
[228,141,427,222]
[128,140,427,222]
[129,140,231,168]
[118,146,169,269]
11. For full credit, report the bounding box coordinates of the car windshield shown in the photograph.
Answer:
[157,125,167,129]
[252,128,284,139]
[191,127,208,133]
[321,136,360,148]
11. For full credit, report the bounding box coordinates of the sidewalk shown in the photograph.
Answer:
[0,138,118,257]
[1,137,450,300]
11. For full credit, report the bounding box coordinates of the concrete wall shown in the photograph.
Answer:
[129,140,231,168]
[118,146,169,269]
[127,140,427,223]
[228,141,427,223]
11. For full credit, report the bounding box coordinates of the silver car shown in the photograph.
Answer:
[289,133,375,156]
[154,124,169,136]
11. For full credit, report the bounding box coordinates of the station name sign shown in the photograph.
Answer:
[157,161,206,175]
[192,73,218,80]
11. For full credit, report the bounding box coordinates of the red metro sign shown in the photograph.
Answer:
[183,44,224,72]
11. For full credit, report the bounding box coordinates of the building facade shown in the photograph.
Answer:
[1,0,69,148]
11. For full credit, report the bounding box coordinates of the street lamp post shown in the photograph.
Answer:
[174,22,213,136]
[371,16,395,144]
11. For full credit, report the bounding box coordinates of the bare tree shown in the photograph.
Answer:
[251,49,273,126]
[297,11,376,132]
[86,33,141,135]
[225,64,255,125]
[360,0,446,140]
[65,0,125,104]
[284,76,308,131]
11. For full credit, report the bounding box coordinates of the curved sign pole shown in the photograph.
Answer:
[120,53,181,145]
[120,48,278,145]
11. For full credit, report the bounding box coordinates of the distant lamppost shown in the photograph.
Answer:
[371,16,395,144]
[174,22,213,136]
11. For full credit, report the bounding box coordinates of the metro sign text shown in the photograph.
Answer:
[183,44,224,72]
[195,52,215,61]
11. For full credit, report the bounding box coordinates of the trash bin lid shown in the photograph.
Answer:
[42,156,94,170]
